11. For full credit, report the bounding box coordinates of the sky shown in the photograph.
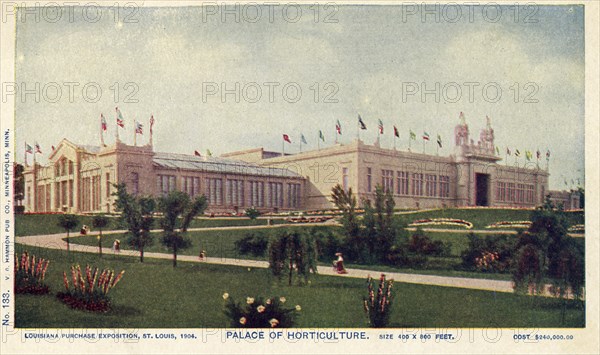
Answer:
[14,4,585,190]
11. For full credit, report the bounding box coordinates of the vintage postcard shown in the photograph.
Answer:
[1,1,598,354]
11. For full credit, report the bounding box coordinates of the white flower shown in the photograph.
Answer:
[257,305,266,313]
[239,317,247,325]
[222,293,229,300]
[269,318,279,328]
[279,297,286,303]
[295,305,302,311]
[246,297,255,304]
[266,298,272,305]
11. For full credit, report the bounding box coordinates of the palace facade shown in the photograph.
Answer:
[23,115,575,214]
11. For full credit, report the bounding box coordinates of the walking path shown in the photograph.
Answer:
[15,225,573,298]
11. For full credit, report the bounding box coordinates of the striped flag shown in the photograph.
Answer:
[116,107,125,128]
[101,114,107,131]
[35,142,42,154]
[319,130,325,142]
[135,121,143,134]
[378,119,383,134]
[358,115,367,130]
[25,143,33,154]
[283,134,291,143]
[423,132,430,141]
[393,126,399,138]
[336,120,342,134]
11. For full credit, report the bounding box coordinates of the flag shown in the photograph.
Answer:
[116,107,125,128]
[25,143,33,154]
[51,145,55,151]
[150,115,155,134]
[335,120,342,134]
[301,134,307,145]
[410,130,416,140]
[319,130,325,142]
[194,150,201,157]
[506,147,511,156]
[437,134,442,148]
[525,151,532,161]
[100,114,107,131]
[423,132,430,141]
[459,111,465,122]
[536,150,541,159]
[358,115,367,130]
[496,146,500,155]
[515,149,521,157]
[393,126,399,138]
[564,179,568,186]
[546,150,551,159]
[35,142,42,154]
[135,121,143,134]
[378,119,383,134]
[206,149,212,157]
[283,134,291,143]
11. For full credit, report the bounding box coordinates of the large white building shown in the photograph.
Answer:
[23,115,578,214]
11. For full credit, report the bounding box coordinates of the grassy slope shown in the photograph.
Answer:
[15,214,283,236]
[15,245,585,328]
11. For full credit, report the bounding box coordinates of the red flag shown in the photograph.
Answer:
[116,107,125,128]
[101,114,107,131]
[283,134,291,143]
[51,145,55,151]
[194,150,201,157]
[393,126,399,138]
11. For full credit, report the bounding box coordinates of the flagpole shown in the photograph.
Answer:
[282,138,285,157]
[505,151,508,166]
[317,133,320,151]
[393,135,396,150]
[100,122,105,147]
[134,120,137,146]
[24,142,27,167]
[408,135,411,152]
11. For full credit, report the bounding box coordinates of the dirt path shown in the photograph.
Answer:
[16,226,577,299]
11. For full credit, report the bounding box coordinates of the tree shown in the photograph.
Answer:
[92,215,110,256]
[13,163,25,210]
[158,191,207,267]
[268,229,318,286]
[512,198,585,309]
[361,185,398,264]
[57,214,79,253]
[577,187,584,209]
[330,184,359,237]
[113,183,155,262]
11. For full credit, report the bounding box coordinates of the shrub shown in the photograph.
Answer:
[14,205,25,214]
[222,293,300,328]
[407,229,451,257]
[461,233,514,272]
[245,208,261,220]
[57,265,125,312]
[14,251,50,295]
[363,274,394,328]
[235,233,269,257]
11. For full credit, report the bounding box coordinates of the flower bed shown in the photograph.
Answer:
[15,251,50,295]
[486,221,532,229]
[57,265,125,313]
[285,216,333,224]
[568,224,585,233]
[409,218,473,229]
[222,293,301,328]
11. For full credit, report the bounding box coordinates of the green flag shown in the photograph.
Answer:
[409,130,416,140]
[319,130,325,142]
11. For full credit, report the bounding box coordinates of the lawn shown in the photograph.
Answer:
[394,208,584,230]
[15,245,585,328]
[15,214,284,236]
